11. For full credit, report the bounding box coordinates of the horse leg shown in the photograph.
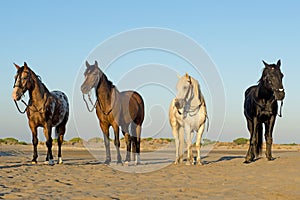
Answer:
[171,123,180,164]
[265,116,276,161]
[100,123,111,164]
[44,125,54,165]
[112,123,122,164]
[185,126,194,165]
[56,114,68,164]
[178,127,184,164]
[29,125,38,164]
[245,118,256,163]
[55,126,65,164]
[123,130,131,163]
[131,123,137,163]
[196,124,205,165]
[135,124,142,165]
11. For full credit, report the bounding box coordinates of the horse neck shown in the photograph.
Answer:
[257,82,273,101]
[28,73,49,104]
[189,85,201,107]
[96,76,114,106]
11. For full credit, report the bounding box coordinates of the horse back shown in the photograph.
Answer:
[49,91,69,126]
[244,86,257,120]
[120,90,144,125]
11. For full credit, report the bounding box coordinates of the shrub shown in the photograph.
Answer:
[233,138,249,145]
[202,138,217,146]
[18,141,28,145]
[88,137,103,143]
[3,138,19,144]
[144,137,153,141]
[69,137,84,143]
[283,143,297,146]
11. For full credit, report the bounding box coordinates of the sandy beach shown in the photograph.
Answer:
[1,142,299,200]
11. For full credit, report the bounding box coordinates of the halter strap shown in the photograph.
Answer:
[82,89,115,115]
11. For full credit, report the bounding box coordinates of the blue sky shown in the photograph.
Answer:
[1,1,299,143]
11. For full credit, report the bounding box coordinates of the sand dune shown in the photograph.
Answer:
[1,143,299,199]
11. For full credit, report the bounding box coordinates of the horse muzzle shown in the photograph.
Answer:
[12,88,23,101]
[174,98,184,109]
[81,84,92,94]
[274,89,285,101]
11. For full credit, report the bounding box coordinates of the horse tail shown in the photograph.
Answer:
[256,123,263,156]
[205,115,209,132]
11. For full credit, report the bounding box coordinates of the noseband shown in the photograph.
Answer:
[176,79,202,117]
[13,71,45,114]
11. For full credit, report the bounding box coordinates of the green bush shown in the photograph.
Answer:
[18,141,28,145]
[283,143,297,146]
[88,137,103,143]
[144,137,153,141]
[69,137,84,143]
[3,138,19,144]
[202,138,217,146]
[233,138,249,145]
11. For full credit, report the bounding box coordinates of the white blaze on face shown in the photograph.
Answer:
[12,87,19,100]
[12,75,20,100]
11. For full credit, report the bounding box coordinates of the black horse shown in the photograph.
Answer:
[244,60,285,163]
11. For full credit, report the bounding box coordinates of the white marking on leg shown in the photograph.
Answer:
[58,157,63,164]
[135,154,140,165]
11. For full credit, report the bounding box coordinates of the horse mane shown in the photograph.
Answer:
[100,72,116,91]
[190,76,202,105]
[26,66,50,94]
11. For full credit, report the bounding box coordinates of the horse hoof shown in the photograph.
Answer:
[197,162,203,166]
[117,161,123,165]
[135,161,141,166]
[243,160,252,164]
[104,160,111,165]
[44,160,55,165]
[267,157,276,161]
[57,157,63,164]
[31,161,37,165]
[185,161,192,166]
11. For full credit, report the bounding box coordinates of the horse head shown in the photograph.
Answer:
[81,60,102,94]
[261,60,285,100]
[12,62,33,101]
[175,73,201,111]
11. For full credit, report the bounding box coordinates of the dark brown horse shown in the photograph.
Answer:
[244,60,285,163]
[81,60,144,165]
[12,62,69,165]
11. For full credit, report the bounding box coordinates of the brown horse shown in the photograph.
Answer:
[12,62,69,165]
[81,60,144,165]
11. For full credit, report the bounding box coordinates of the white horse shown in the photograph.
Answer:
[169,73,207,165]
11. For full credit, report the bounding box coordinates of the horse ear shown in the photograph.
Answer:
[95,60,98,67]
[177,74,181,79]
[185,72,189,79]
[85,61,90,68]
[277,59,281,68]
[24,62,28,69]
[262,60,269,67]
[13,63,20,70]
